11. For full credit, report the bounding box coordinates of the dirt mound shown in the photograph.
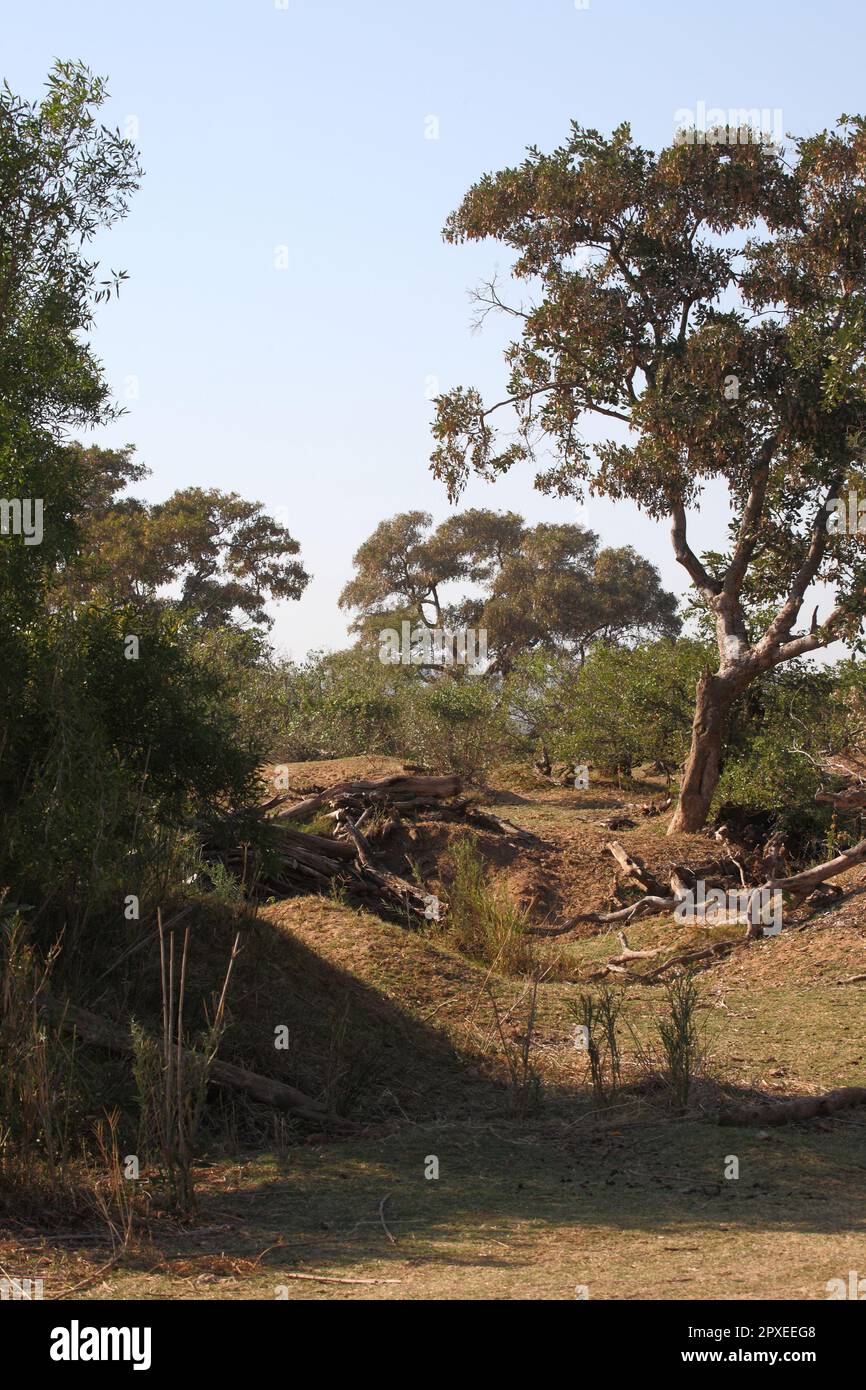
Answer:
[261,754,405,799]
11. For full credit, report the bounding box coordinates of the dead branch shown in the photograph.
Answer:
[275,1271,402,1286]
[608,931,663,963]
[464,809,544,844]
[762,836,866,894]
[272,774,462,822]
[378,1193,397,1245]
[52,1001,359,1131]
[575,894,678,925]
[605,841,668,897]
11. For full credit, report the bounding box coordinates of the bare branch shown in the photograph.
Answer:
[671,500,721,597]
[722,436,778,596]
[758,477,844,652]
[479,384,631,426]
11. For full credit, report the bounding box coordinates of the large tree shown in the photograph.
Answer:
[62,445,310,630]
[430,118,866,832]
[339,507,678,669]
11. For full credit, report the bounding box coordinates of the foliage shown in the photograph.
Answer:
[505,639,711,774]
[0,61,140,442]
[656,973,703,1113]
[395,672,516,777]
[445,836,536,975]
[716,658,866,839]
[64,446,310,630]
[340,507,679,670]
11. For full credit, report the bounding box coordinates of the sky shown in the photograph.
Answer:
[4,0,866,659]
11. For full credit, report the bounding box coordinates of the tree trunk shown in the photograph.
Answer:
[668,672,735,835]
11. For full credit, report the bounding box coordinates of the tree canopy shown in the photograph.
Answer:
[62,445,310,630]
[0,61,141,625]
[339,507,679,669]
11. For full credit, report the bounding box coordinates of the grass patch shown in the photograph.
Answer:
[443,836,538,976]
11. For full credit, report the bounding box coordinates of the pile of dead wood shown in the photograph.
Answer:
[213,773,541,924]
[567,833,866,985]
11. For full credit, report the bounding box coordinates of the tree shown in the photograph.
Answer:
[62,446,310,630]
[504,639,710,778]
[0,61,140,438]
[339,510,465,635]
[460,520,679,671]
[340,507,678,669]
[0,62,141,622]
[1,62,141,809]
[430,119,866,831]
[0,66,267,917]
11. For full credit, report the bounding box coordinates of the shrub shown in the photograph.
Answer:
[444,836,536,974]
[657,972,703,1113]
[396,675,515,779]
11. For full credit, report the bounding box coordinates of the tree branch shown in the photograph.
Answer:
[757,476,844,654]
[671,500,721,597]
[480,384,631,426]
[722,436,778,596]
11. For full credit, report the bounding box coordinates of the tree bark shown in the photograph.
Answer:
[667,672,735,835]
[719,1086,866,1127]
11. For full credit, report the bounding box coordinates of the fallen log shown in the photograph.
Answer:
[52,1001,358,1131]
[465,809,543,844]
[272,823,357,861]
[341,817,434,921]
[272,774,461,822]
[638,938,743,982]
[815,786,866,811]
[761,836,866,894]
[605,841,668,897]
[274,843,350,876]
[577,836,866,938]
[670,867,695,899]
[575,894,678,925]
[609,930,662,963]
[585,937,743,983]
[719,1086,866,1127]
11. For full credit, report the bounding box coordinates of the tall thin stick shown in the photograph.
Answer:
[175,926,190,1159]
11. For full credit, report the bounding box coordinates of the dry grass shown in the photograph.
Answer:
[4,759,866,1299]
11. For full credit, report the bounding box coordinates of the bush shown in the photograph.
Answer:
[505,639,711,776]
[224,648,402,762]
[396,675,516,779]
[714,660,866,847]
[0,604,264,970]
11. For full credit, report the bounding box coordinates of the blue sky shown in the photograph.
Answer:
[4,0,865,657]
